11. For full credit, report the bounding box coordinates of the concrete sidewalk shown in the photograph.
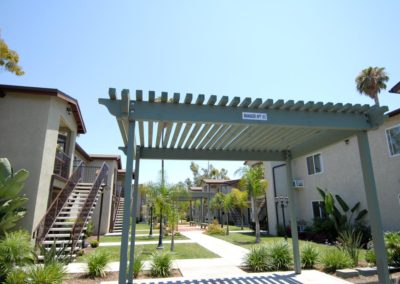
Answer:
[100,270,352,284]
[100,239,195,247]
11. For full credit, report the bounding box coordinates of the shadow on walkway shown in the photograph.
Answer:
[140,273,303,284]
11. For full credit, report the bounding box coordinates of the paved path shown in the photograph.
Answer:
[180,230,249,266]
[100,240,195,247]
[100,270,352,284]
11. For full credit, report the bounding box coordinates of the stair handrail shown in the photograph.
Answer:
[34,162,84,246]
[70,162,109,253]
[110,185,123,232]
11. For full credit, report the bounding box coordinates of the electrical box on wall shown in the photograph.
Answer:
[292,179,304,188]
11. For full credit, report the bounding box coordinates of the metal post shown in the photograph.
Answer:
[201,197,204,222]
[285,151,301,274]
[128,146,141,283]
[357,131,390,284]
[118,121,135,284]
[281,202,287,240]
[97,188,104,242]
[207,185,211,223]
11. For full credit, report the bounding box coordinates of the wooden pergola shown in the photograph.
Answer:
[100,89,390,284]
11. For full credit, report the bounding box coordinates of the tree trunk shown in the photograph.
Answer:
[157,208,163,249]
[240,209,244,230]
[170,224,175,251]
[251,196,260,243]
[226,211,230,235]
[149,206,153,237]
[374,95,380,106]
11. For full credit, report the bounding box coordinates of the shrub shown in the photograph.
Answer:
[36,241,72,265]
[301,244,319,269]
[90,240,99,248]
[365,249,376,266]
[243,245,269,272]
[150,251,172,277]
[86,250,110,278]
[28,262,66,284]
[337,229,362,266]
[5,268,28,284]
[133,252,144,278]
[268,241,292,271]
[385,231,400,266]
[310,218,337,243]
[321,249,353,273]
[206,220,225,235]
[0,230,33,281]
[85,220,94,238]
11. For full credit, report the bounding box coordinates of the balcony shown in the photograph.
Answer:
[53,151,71,179]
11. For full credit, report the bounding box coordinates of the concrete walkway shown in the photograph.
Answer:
[180,230,249,266]
[100,239,195,247]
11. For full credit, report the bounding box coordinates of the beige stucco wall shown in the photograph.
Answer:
[0,93,78,234]
[264,114,400,233]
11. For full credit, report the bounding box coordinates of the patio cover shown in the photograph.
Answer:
[100,89,390,284]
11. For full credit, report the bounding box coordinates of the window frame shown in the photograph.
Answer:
[385,124,400,157]
[306,153,323,175]
[311,200,326,219]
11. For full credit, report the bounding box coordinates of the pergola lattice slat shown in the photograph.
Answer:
[99,89,391,284]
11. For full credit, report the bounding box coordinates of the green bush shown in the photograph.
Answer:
[337,229,362,266]
[86,250,110,278]
[243,245,269,272]
[385,231,400,266]
[28,262,66,284]
[133,253,144,278]
[0,230,33,281]
[268,241,292,271]
[5,268,28,284]
[35,241,72,265]
[85,220,94,238]
[321,249,353,273]
[150,251,172,277]
[90,240,99,248]
[365,249,376,266]
[205,220,225,235]
[301,244,319,269]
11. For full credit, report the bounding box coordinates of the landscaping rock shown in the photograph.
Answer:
[336,268,359,278]
[356,267,377,276]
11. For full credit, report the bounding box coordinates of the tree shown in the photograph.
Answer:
[355,66,389,106]
[189,162,230,186]
[168,184,187,251]
[230,188,248,230]
[223,192,234,235]
[0,36,24,76]
[210,192,225,226]
[237,164,268,243]
[0,158,29,235]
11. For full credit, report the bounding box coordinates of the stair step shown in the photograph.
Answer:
[53,222,75,226]
[46,233,83,238]
[49,227,73,232]
[43,240,82,245]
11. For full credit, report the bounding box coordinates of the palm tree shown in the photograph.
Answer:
[355,66,389,106]
[237,164,268,243]
[210,192,225,226]
[230,188,248,230]
[223,192,234,235]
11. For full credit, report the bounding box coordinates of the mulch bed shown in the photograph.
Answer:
[64,269,182,283]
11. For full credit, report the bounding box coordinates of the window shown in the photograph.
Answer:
[312,201,326,219]
[306,153,322,175]
[386,125,400,157]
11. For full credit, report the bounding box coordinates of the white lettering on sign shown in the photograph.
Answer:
[242,112,268,121]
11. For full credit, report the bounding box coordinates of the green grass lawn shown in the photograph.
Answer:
[100,234,188,242]
[212,232,366,262]
[77,243,219,262]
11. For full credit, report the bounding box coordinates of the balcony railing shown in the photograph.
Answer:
[54,151,71,179]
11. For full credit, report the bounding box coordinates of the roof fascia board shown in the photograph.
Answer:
[132,101,377,131]
[139,147,286,161]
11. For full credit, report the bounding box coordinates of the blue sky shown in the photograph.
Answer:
[1,1,400,184]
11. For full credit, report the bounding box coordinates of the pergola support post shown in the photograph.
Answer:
[128,146,141,283]
[118,121,136,284]
[285,151,301,274]
[356,131,390,284]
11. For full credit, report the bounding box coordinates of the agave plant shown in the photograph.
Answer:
[0,158,29,235]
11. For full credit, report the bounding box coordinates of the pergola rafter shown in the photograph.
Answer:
[99,89,390,284]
